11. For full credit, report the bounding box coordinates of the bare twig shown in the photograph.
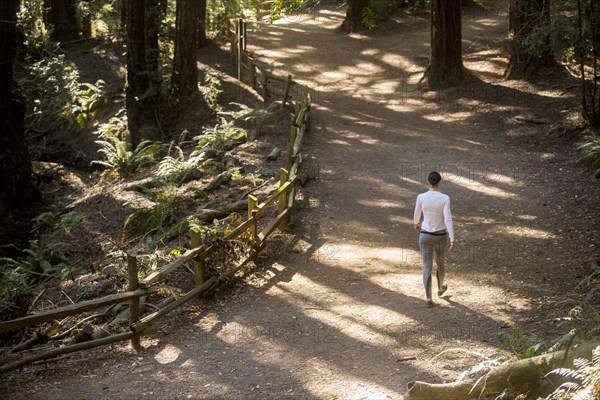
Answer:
[50,312,106,341]
[27,289,46,313]
[238,178,272,200]
[62,291,75,305]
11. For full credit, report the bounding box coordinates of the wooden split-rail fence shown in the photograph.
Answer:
[230,19,310,107]
[0,19,312,374]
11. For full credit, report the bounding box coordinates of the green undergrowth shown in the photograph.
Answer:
[496,266,600,399]
[0,211,88,320]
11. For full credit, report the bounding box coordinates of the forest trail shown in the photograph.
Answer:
[5,5,600,400]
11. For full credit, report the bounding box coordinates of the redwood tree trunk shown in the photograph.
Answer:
[145,0,161,94]
[125,0,159,147]
[505,0,555,80]
[340,0,370,33]
[44,0,79,42]
[0,0,34,216]
[171,0,200,100]
[420,0,466,89]
[198,0,208,48]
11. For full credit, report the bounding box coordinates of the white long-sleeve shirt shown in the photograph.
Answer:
[413,190,455,242]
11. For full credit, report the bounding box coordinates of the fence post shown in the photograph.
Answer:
[279,168,289,214]
[286,125,297,171]
[237,19,242,80]
[248,57,256,90]
[248,194,258,242]
[278,168,290,226]
[127,254,141,351]
[282,74,293,106]
[242,20,247,51]
[190,230,205,287]
[261,73,269,103]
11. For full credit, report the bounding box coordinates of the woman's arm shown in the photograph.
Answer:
[413,196,422,231]
[443,197,455,244]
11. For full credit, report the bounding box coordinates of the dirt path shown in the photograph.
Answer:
[3,6,600,400]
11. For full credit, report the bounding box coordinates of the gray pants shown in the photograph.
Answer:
[419,232,448,300]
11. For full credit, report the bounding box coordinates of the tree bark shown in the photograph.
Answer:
[198,0,208,48]
[171,0,200,100]
[120,0,127,30]
[420,0,467,89]
[0,0,35,217]
[44,0,79,42]
[505,0,555,80]
[145,0,162,104]
[125,0,160,147]
[340,0,370,33]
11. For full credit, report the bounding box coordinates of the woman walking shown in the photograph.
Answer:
[413,171,455,307]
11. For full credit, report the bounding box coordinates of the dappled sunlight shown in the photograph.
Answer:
[154,344,182,364]
[446,172,518,199]
[516,214,538,221]
[311,243,421,269]
[423,111,475,122]
[457,138,485,146]
[329,139,353,146]
[361,48,379,56]
[499,225,557,239]
[267,274,416,347]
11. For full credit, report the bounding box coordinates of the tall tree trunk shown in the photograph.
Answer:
[171,0,200,100]
[198,0,208,48]
[145,0,161,97]
[120,0,127,30]
[44,0,79,42]
[505,0,555,80]
[340,0,370,33]
[0,0,35,216]
[125,0,160,147]
[420,0,466,89]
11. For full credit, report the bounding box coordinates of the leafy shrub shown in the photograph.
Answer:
[204,70,222,108]
[0,266,29,318]
[19,54,107,133]
[361,7,377,30]
[17,0,54,58]
[1,240,82,281]
[0,211,87,317]
[576,134,600,177]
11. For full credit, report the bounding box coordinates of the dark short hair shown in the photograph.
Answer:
[428,171,442,186]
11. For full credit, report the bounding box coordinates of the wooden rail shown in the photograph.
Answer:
[230,19,311,108]
[0,19,311,374]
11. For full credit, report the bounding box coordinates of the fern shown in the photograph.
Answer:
[195,117,246,150]
[220,102,279,139]
[92,136,159,177]
[546,345,600,399]
[577,134,600,176]
[156,145,204,183]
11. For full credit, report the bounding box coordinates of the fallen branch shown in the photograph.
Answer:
[206,171,232,192]
[9,325,59,354]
